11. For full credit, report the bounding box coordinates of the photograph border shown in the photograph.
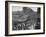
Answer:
[5,1,45,36]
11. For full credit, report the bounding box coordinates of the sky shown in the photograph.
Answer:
[12,6,38,12]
